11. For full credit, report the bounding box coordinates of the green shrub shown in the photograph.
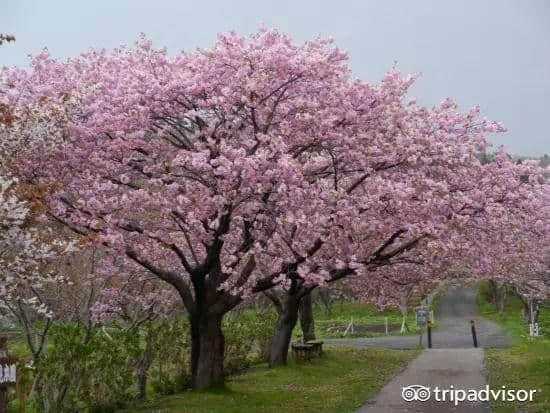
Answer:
[223,308,276,373]
[34,324,133,412]
[13,306,277,411]
[149,316,191,395]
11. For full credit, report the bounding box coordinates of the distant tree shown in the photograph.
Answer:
[0,34,15,46]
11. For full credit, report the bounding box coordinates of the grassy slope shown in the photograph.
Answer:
[132,347,420,413]
[477,283,550,413]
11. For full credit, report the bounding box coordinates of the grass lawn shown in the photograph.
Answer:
[477,283,550,413]
[130,347,420,413]
[300,285,447,340]
[295,301,424,339]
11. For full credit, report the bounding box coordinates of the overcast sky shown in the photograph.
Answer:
[1,0,549,156]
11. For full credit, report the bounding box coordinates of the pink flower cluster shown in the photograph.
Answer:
[1,27,547,319]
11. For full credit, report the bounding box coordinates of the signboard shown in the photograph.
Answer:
[0,363,15,384]
[416,308,430,328]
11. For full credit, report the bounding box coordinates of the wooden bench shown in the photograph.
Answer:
[305,340,323,357]
[291,340,324,361]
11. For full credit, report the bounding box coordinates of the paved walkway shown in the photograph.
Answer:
[325,285,508,349]
[358,348,490,412]
[326,285,509,412]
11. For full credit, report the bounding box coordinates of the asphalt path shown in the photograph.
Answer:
[325,285,509,412]
[358,348,490,412]
[325,285,508,349]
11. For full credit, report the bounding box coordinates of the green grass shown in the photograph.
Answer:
[295,301,424,339]
[130,347,420,413]
[477,283,550,413]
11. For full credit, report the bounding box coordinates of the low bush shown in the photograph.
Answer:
[9,305,277,412]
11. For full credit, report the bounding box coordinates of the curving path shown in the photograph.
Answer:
[331,285,509,412]
[325,285,508,349]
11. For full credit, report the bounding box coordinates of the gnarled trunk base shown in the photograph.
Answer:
[190,314,225,389]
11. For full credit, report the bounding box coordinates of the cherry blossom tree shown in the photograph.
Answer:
[2,29,361,387]
[90,258,179,401]
[2,28,547,386]
[0,177,56,318]
[259,104,547,365]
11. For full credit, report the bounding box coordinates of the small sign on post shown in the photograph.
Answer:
[416,307,429,348]
[416,308,429,328]
[529,323,539,337]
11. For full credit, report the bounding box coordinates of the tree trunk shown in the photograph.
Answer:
[136,350,153,401]
[522,299,530,324]
[488,280,499,311]
[497,287,507,315]
[299,293,316,342]
[135,324,155,401]
[526,298,539,325]
[269,294,300,366]
[318,288,332,317]
[190,317,200,387]
[190,314,225,389]
[31,371,47,413]
[399,292,410,334]
[516,293,536,325]
[532,303,539,324]
[399,286,414,333]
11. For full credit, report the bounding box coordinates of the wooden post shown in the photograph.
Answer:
[0,389,6,413]
[470,320,478,348]
[0,334,17,413]
[0,337,7,413]
[385,317,389,335]
[427,321,432,348]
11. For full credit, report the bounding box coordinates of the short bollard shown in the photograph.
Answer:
[470,320,478,348]
[427,321,433,348]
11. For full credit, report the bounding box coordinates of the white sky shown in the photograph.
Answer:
[1,0,549,156]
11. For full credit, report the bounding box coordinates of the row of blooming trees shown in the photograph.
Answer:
[1,28,548,390]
